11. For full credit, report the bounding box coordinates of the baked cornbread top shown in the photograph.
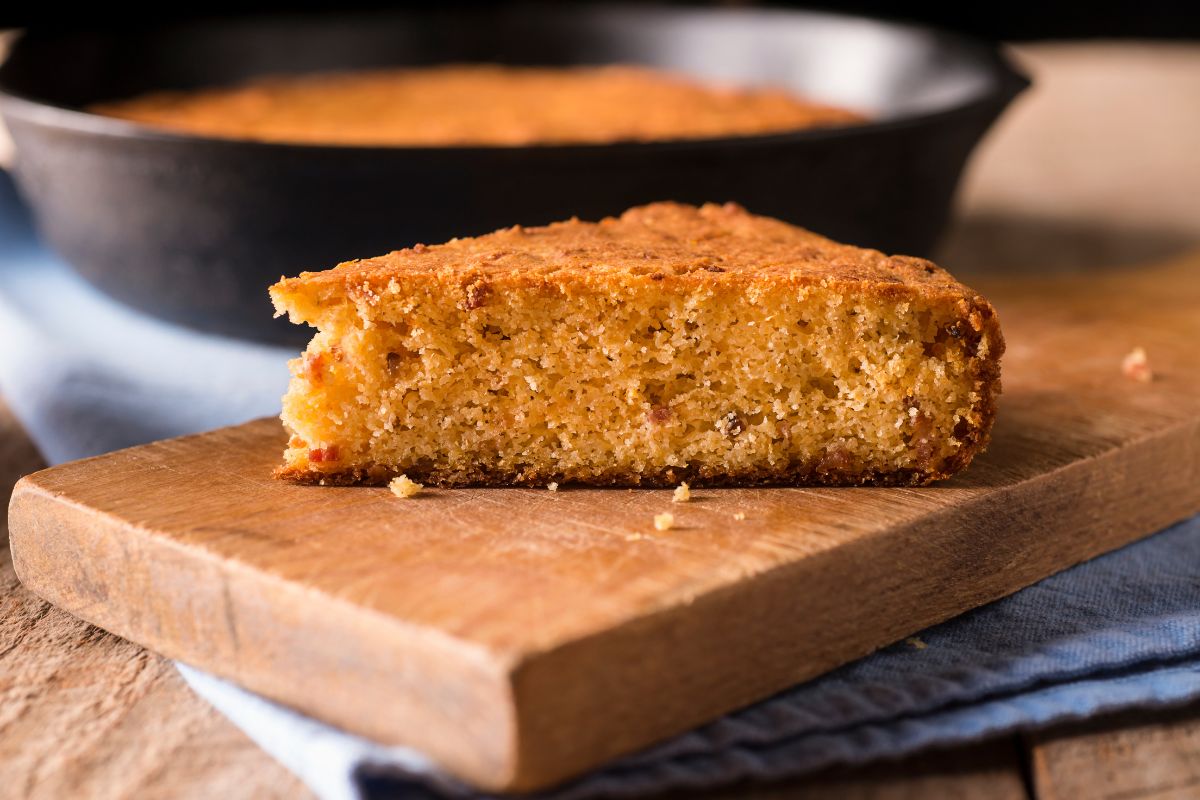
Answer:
[91,64,864,147]
[273,202,974,310]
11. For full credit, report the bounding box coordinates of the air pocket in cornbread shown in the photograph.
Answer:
[271,202,1002,487]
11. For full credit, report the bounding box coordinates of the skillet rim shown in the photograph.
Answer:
[0,5,1030,158]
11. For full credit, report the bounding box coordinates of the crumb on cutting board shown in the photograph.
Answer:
[388,474,423,498]
[672,482,691,503]
[654,512,675,531]
[547,481,559,492]
[1122,346,1153,382]
[733,511,746,521]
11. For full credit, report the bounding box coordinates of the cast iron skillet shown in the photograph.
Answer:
[0,6,1027,345]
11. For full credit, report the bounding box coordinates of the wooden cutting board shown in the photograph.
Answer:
[9,254,1200,794]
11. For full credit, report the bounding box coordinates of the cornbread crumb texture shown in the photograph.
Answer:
[272,201,1003,488]
[388,474,423,498]
[1122,347,1153,382]
[673,483,691,503]
[654,513,675,532]
[733,512,747,521]
[90,64,864,146]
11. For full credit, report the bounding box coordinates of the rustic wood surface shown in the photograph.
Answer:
[1031,702,1200,800]
[0,399,41,549]
[2,42,1200,800]
[0,553,309,800]
[0,397,309,800]
[942,42,1200,273]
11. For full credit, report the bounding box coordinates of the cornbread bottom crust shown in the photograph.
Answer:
[273,457,974,489]
[271,202,1003,488]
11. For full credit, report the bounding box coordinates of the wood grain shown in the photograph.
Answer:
[0,395,43,546]
[0,393,309,799]
[1030,703,1200,800]
[0,549,311,800]
[9,251,1200,793]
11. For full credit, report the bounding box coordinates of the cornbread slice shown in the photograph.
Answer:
[271,202,1002,487]
[90,64,863,147]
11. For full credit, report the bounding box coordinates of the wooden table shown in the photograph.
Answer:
[2,43,1200,799]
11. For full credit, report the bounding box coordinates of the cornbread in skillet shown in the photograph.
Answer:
[272,202,1002,487]
[90,64,864,146]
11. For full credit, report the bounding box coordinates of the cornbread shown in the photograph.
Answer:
[388,475,423,498]
[1122,347,1152,382]
[271,202,1003,487]
[90,64,864,147]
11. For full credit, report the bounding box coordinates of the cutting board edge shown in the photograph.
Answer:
[500,413,1200,788]
[6,473,527,792]
[7,414,1200,793]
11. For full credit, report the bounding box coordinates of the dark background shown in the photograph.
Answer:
[3,1,1200,40]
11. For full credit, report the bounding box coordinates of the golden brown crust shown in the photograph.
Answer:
[91,64,864,147]
[272,202,977,315]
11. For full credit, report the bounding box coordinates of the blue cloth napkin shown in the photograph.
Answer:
[1,172,1197,800]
